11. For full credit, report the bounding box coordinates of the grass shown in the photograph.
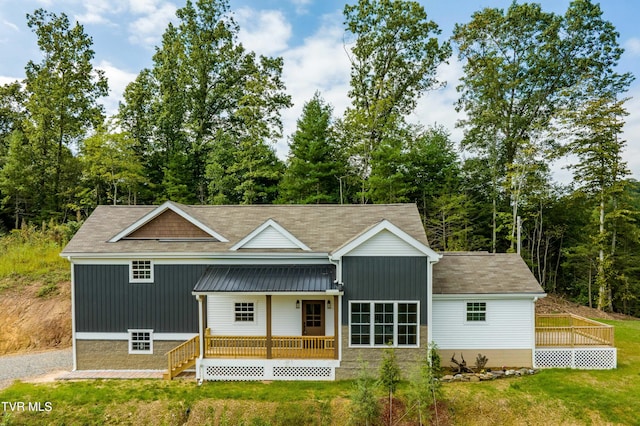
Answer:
[2,321,640,426]
[0,225,70,294]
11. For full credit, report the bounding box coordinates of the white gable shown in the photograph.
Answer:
[331,220,440,260]
[345,229,426,256]
[231,219,311,251]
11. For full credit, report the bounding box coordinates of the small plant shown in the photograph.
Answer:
[37,282,59,298]
[379,345,401,425]
[350,361,380,426]
[428,341,442,377]
[407,356,442,426]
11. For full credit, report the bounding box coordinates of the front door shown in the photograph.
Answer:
[302,300,325,336]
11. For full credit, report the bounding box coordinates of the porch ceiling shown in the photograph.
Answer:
[193,264,335,292]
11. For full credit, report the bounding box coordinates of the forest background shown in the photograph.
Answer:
[0,0,639,316]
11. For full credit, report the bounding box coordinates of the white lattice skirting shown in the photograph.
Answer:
[196,359,339,381]
[534,348,617,369]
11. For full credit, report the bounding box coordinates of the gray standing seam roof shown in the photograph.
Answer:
[193,264,336,292]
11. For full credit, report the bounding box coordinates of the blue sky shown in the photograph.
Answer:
[1,0,639,182]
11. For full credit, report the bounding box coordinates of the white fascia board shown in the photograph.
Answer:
[64,252,329,263]
[330,219,441,260]
[75,332,197,340]
[107,201,228,243]
[433,292,547,301]
[230,218,311,251]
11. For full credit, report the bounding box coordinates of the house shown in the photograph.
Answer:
[61,201,548,381]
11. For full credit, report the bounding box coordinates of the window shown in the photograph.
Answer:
[397,303,418,345]
[129,330,153,354]
[350,302,419,347]
[234,302,255,322]
[466,302,486,322]
[130,260,153,283]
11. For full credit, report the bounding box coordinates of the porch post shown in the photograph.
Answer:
[266,295,272,359]
[333,295,339,360]
[198,295,205,360]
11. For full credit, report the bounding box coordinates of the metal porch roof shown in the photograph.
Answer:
[193,264,336,292]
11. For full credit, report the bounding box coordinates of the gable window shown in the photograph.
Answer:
[130,260,153,283]
[350,301,419,347]
[129,330,153,354]
[466,302,487,322]
[234,302,255,322]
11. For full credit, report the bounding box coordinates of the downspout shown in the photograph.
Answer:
[532,296,539,368]
[427,258,434,362]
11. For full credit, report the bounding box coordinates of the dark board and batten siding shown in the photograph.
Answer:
[74,264,205,333]
[341,256,428,324]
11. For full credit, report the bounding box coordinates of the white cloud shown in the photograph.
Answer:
[290,0,312,15]
[2,19,19,32]
[273,13,351,157]
[235,8,292,56]
[621,88,640,180]
[624,37,640,57]
[0,75,21,85]
[96,60,138,117]
[411,58,465,143]
[127,2,177,48]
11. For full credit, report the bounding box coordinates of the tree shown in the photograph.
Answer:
[452,0,632,253]
[279,92,345,204]
[79,123,146,206]
[0,9,107,222]
[342,0,450,202]
[118,0,291,204]
[564,95,631,311]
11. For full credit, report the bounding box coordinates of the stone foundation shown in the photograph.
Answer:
[335,325,429,380]
[76,340,183,370]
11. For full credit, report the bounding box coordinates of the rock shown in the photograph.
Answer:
[442,375,454,382]
[518,368,529,376]
[469,375,480,382]
[505,369,516,376]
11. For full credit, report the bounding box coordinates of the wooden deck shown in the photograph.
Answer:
[535,314,614,348]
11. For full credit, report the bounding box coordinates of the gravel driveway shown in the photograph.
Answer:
[0,348,72,390]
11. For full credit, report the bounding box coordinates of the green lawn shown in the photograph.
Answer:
[1,319,639,425]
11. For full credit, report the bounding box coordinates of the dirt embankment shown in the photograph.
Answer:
[536,293,636,320]
[0,280,71,355]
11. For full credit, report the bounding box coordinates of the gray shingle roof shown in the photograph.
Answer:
[193,265,335,292]
[432,252,545,295]
[61,203,429,255]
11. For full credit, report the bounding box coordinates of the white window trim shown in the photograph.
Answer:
[348,301,420,348]
[129,260,154,283]
[465,301,488,324]
[234,301,256,323]
[128,329,153,354]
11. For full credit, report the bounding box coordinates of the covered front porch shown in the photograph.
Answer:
[166,264,343,380]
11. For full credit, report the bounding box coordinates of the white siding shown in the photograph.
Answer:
[207,295,335,336]
[431,298,535,349]
[207,295,266,335]
[241,226,300,249]
[346,229,425,256]
[271,296,335,336]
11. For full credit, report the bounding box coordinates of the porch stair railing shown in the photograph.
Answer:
[164,335,200,380]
